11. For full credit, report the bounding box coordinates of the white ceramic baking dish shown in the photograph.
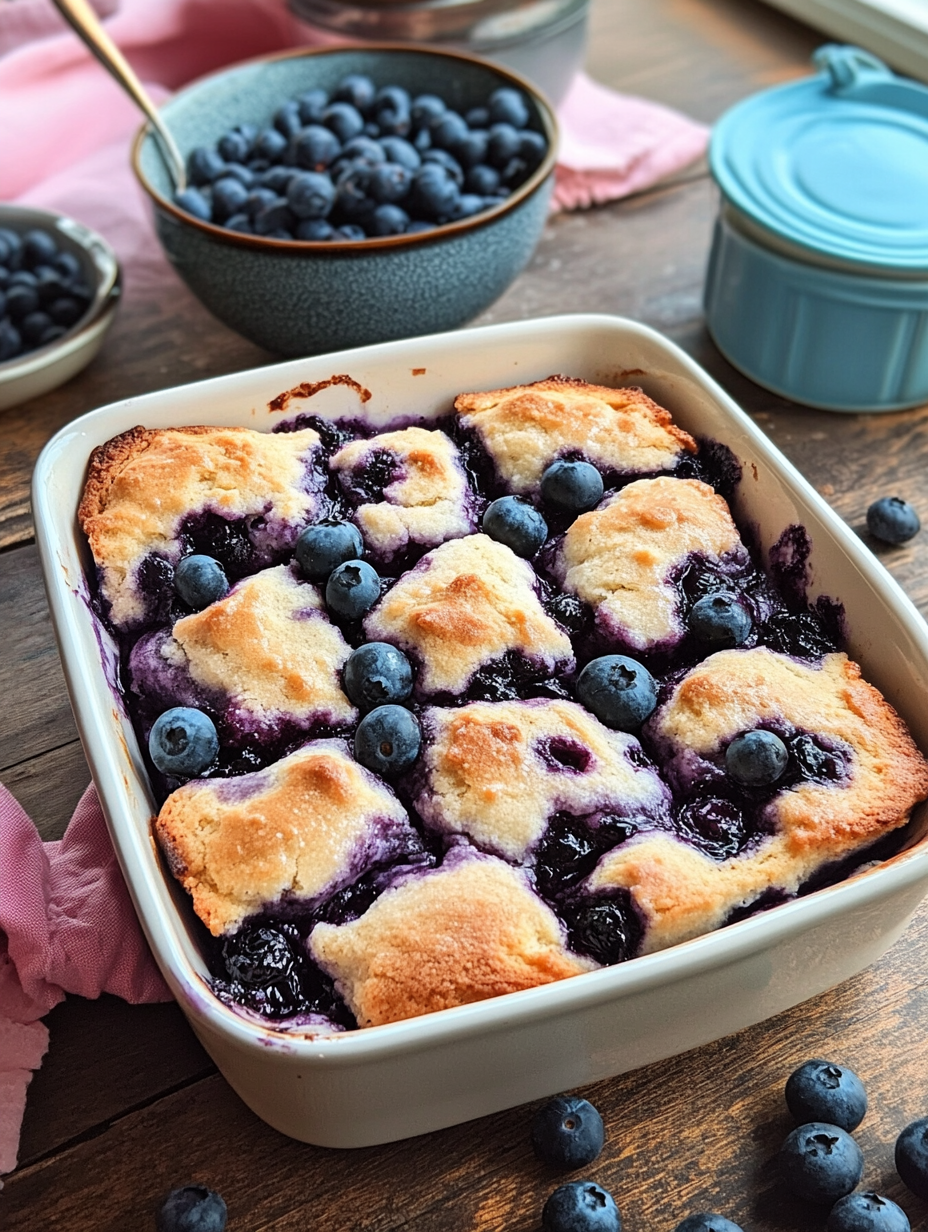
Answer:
[32,314,928,1148]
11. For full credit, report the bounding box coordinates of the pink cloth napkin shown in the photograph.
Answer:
[0,784,171,1178]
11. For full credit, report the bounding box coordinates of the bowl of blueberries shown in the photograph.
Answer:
[132,45,557,356]
[0,204,121,412]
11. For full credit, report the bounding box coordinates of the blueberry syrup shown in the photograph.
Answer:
[534,811,640,900]
[558,891,644,966]
[536,736,593,774]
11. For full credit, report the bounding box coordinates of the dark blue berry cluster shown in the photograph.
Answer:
[173,76,547,241]
[0,226,94,363]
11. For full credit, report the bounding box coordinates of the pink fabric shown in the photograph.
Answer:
[0,784,170,1176]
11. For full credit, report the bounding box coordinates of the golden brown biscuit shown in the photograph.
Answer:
[309,851,594,1027]
[454,376,696,494]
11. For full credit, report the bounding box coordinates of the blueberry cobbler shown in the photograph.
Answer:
[79,377,928,1033]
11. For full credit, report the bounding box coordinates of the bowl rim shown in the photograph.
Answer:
[131,41,559,253]
[0,203,122,384]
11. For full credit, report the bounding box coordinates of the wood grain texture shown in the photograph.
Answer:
[2,740,90,841]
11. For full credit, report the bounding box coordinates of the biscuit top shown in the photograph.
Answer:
[415,699,669,861]
[168,565,356,726]
[364,534,574,695]
[79,425,322,626]
[594,647,928,952]
[309,852,593,1027]
[331,427,474,558]
[454,376,696,494]
[555,477,744,650]
[155,739,414,936]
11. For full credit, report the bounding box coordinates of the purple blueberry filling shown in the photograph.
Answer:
[558,890,644,966]
[534,811,641,900]
[537,736,593,774]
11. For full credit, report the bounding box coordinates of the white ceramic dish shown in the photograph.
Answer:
[32,314,928,1148]
[0,205,121,412]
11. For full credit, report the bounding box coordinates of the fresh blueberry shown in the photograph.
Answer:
[482,496,547,557]
[465,163,501,195]
[726,730,789,787]
[243,187,278,219]
[22,228,58,267]
[174,554,229,609]
[149,707,219,778]
[333,74,376,113]
[406,220,436,234]
[488,86,530,128]
[531,1096,605,1170]
[324,102,365,143]
[542,1181,621,1232]
[336,167,377,226]
[413,126,432,152]
[343,642,414,710]
[217,126,254,163]
[326,559,381,620]
[827,1192,910,1232]
[156,1183,227,1232]
[689,594,752,648]
[896,1117,928,1199]
[40,324,66,346]
[0,319,22,361]
[273,100,303,139]
[379,136,420,170]
[779,1122,863,1204]
[576,656,657,731]
[59,249,86,279]
[258,165,296,194]
[520,129,548,168]
[785,1060,867,1131]
[297,88,329,125]
[187,147,227,185]
[411,163,460,219]
[487,122,523,167]
[422,147,465,186]
[540,460,604,514]
[370,204,410,236]
[336,136,386,170]
[254,126,288,162]
[453,128,489,169]
[296,218,335,241]
[220,161,255,187]
[501,155,531,187]
[174,187,212,222]
[0,226,23,265]
[866,497,920,545]
[354,704,421,775]
[375,85,411,135]
[292,125,341,170]
[673,1217,744,1232]
[224,213,253,234]
[336,224,367,240]
[465,106,490,128]
[287,171,336,219]
[210,176,250,222]
[411,93,446,127]
[253,197,297,236]
[451,193,487,220]
[6,282,39,319]
[369,162,413,204]
[21,311,53,346]
[294,521,363,581]
[430,111,469,151]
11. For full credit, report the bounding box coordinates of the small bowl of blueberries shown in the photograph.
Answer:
[131,45,557,356]
[0,204,121,412]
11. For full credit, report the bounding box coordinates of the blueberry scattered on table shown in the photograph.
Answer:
[0,224,93,364]
[576,655,657,731]
[689,593,751,648]
[672,1215,745,1232]
[326,558,381,620]
[531,1096,605,1170]
[826,1192,911,1232]
[294,520,364,581]
[343,642,414,711]
[866,497,920,545]
[540,460,604,515]
[785,1059,867,1132]
[482,495,547,558]
[895,1117,928,1199]
[172,72,546,240]
[354,704,421,776]
[779,1122,864,1204]
[156,1183,227,1232]
[174,554,230,609]
[725,730,789,787]
[541,1180,622,1232]
[149,707,219,777]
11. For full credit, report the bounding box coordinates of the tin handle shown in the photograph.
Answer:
[814,43,928,121]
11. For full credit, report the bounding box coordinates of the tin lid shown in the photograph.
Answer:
[710,45,928,273]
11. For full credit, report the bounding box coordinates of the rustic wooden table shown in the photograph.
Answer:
[5,0,928,1227]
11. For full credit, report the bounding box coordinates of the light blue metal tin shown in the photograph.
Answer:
[705,45,928,412]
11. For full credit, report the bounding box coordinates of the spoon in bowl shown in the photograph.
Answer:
[51,0,187,191]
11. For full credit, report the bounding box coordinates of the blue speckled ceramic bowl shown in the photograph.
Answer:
[132,45,557,356]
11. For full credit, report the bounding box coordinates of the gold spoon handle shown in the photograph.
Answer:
[51,0,187,191]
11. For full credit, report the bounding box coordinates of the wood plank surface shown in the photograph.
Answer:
[4,0,928,1227]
